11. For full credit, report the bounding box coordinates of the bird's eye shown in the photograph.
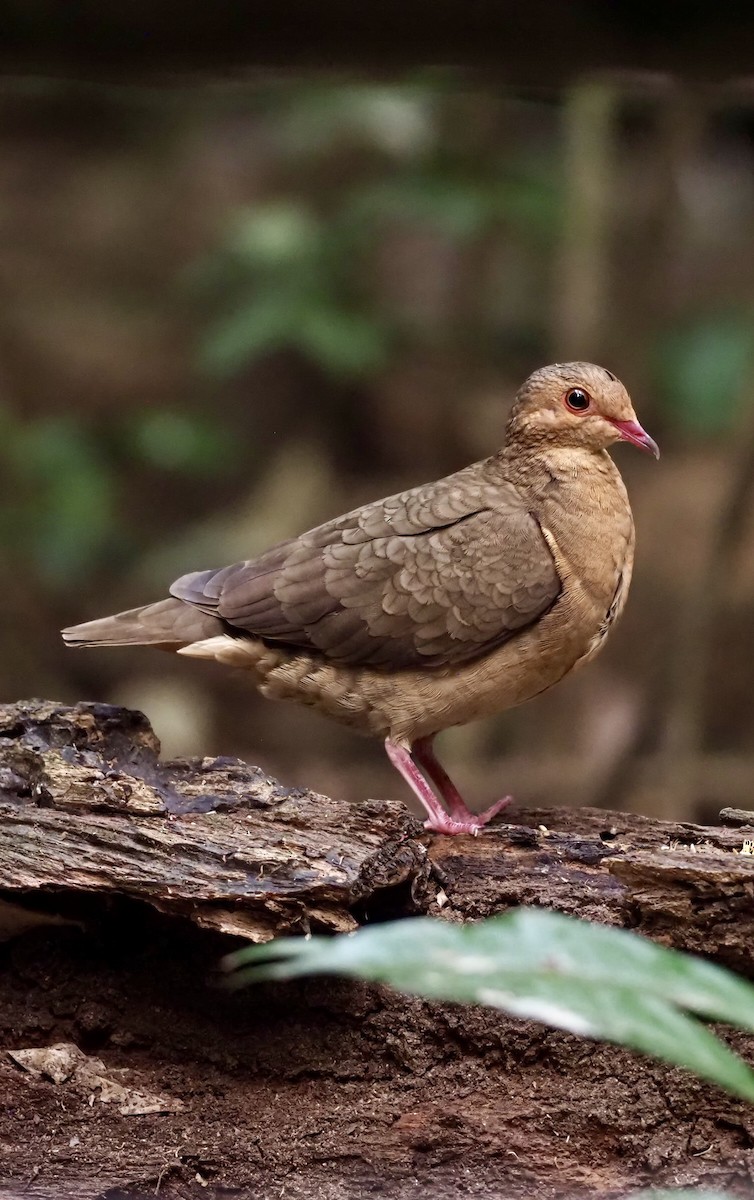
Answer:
[565,388,591,413]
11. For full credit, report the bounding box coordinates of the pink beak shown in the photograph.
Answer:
[608,418,660,460]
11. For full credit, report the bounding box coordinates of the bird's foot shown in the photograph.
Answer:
[423,812,484,836]
[385,738,512,837]
[423,796,512,836]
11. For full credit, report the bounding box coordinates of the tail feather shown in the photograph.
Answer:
[62,598,221,650]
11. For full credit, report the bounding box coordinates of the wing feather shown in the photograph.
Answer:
[169,463,561,670]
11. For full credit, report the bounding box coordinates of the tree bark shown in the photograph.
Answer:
[1,699,754,1200]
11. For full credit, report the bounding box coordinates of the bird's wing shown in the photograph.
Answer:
[170,464,562,670]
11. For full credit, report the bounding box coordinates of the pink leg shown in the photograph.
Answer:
[412,736,512,829]
[385,739,509,836]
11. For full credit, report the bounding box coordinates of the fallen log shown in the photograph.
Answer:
[1,698,753,1200]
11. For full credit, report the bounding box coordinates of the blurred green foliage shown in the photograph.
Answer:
[0,410,115,586]
[635,1194,733,1200]
[3,79,752,602]
[194,202,392,380]
[0,405,237,587]
[656,313,754,435]
[124,410,237,476]
[192,81,752,450]
[193,84,559,381]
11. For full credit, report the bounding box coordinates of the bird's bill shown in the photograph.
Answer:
[608,418,660,459]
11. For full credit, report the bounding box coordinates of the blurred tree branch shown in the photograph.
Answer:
[598,362,754,820]
[654,365,754,819]
[553,80,617,360]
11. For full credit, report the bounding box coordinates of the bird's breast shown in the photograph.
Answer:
[537,457,636,663]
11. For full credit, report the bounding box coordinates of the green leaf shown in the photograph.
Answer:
[224,908,754,1103]
[198,293,301,375]
[127,411,238,475]
[5,417,116,584]
[655,314,754,435]
[491,170,560,241]
[230,204,321,267]
[278,85,435,158]
[632,1192,734,1200]
[348,176,494,240]
[297,306,389,377]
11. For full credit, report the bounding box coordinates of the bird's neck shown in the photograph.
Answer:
[498,440,618,493]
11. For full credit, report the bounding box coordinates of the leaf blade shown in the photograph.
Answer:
[224,909,754,1102]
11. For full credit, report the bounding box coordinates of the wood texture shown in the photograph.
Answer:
[2,699,754,1199]
[0,699,424,942]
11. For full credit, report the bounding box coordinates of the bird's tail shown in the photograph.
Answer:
[62,598,220,650]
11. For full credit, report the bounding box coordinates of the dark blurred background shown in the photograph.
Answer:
[3,3,754,824]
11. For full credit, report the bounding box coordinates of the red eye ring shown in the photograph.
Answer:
[565,387,591,414]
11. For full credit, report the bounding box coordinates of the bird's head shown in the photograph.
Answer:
[507,362,659,460]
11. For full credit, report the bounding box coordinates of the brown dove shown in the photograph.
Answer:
[62,362,658,835]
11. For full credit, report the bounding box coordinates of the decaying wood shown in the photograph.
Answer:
[2,699,754,1200]
[0,700,423,943]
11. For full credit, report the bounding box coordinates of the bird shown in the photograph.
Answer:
[62,362,658,836]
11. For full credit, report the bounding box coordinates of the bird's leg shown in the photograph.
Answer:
[411,736,470,820]
[412,736,512,829]
[385,738,509,835]
[384,739,484,835]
